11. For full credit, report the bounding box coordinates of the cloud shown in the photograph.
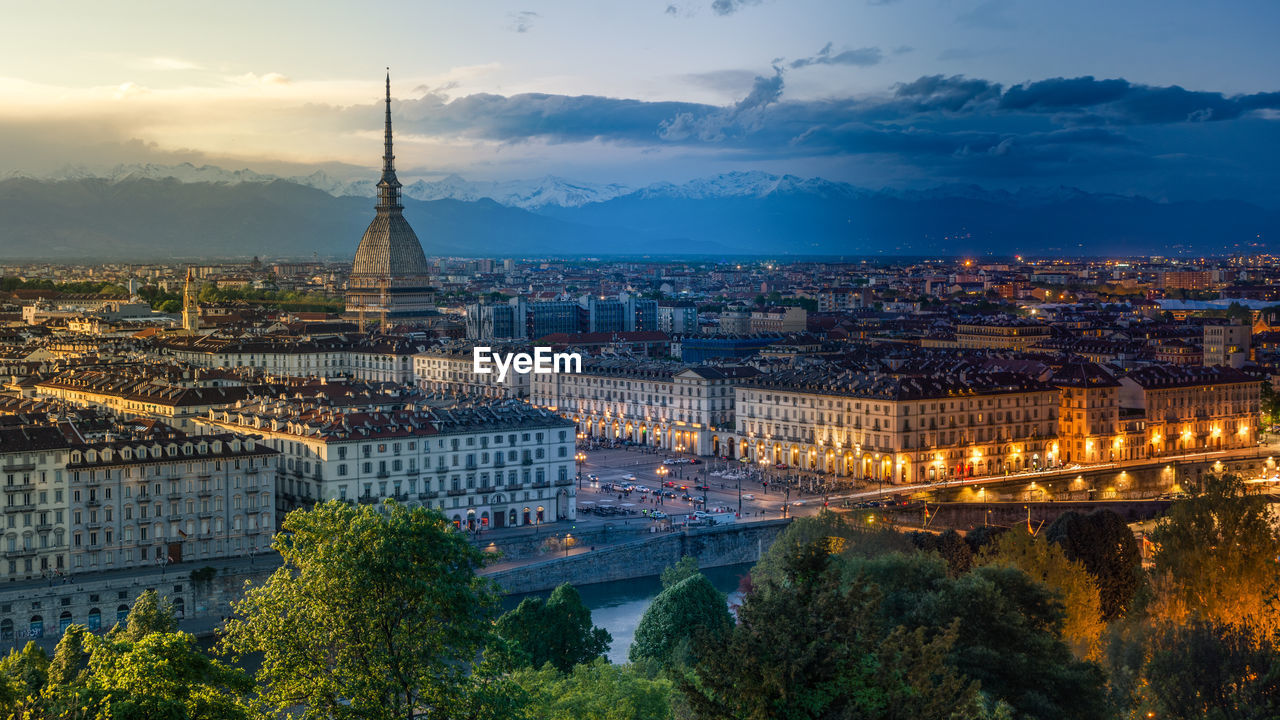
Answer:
[892,75,1002,112]
[711,0,762,16]
[508,11,539,33]
[660,66,784,141]
[4,67,1280,206]
[999,76,1280,123]
[789,43,883,69]
[956,0,1016,30]
[229,72,291,87]
[147,57,202,71]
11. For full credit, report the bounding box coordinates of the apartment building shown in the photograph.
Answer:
[734,369,1060,484]
[530,359,760,457]
[200,400,576,530]
[413,344,531,399]
[1118,365,1260,456]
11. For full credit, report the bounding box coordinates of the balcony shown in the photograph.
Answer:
[86,498,101,507]
[477,486,496,494]
[5,503,36,513]
[418,491,439,500]
[376,471,390,479]
[2,462,35,472]
[3,482,35,493]
[245,467,260,475]
[446,488,467,497]
[3,548,37,558]
[531,481,551,489]
[357,495,377,505]
[554,477,574,487]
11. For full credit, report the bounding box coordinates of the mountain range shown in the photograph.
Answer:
[0,165,1276,260]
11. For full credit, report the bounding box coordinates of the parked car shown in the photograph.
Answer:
[624,473,637,481]
[741,493,755,500]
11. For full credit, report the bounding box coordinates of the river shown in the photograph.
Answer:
[202,562,754,667]
[503,562,753,664]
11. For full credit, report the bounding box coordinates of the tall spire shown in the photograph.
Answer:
[377,68,402,210]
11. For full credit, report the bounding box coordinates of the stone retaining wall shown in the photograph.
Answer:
[484,519,791,595]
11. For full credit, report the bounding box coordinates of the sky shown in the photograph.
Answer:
[2,0,1279,202]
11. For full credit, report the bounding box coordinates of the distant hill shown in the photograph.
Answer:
[0,171,1275,260]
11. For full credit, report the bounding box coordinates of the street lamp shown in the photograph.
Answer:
[575,451,586,489]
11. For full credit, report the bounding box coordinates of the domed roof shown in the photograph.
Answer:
[351,212,429,279]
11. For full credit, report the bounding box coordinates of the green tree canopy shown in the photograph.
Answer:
[659,556,700,589]
[629,574,733,669]
[83,631,252,720]
[1045,509,1143,620]
[682,537,982,720]
[975,528,1105,660]
[512,659,674,720]
[1149,473,1280,628]
[115,589,178,642]
[1144,618,1280,720]
[495,583,611,673]
[220,500,499,719]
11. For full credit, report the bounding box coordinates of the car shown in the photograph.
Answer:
[688,458,701,464]
[663,458,678,465]
[662,480,676,487]
[741,493,755,500]
[587,474,599,482]
[680,493,694,501]
[663,490,677,498]
[693,510,710,519]
[624,473,637,481]
[792,500,806,506]
[694,484,709,491]
[651,511,668,520]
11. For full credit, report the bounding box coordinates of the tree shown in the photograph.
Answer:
[1145,619,1280,720]
[513,659,674,720]
[116,589,178,642]
[910,529,973,576]
[1045,509,1142,620]
[682,538,981,720]
[82,631,252,720]
[660,556,700,589]
[221,500,500,719]
[495,583,611,673]
[47,624,92,688]
[751,511,912,587]
[1149,473,1280,628]
[630,574,732,669]
[847,552,1109,720]
[976,528,1105,659]
[0,641,50,699]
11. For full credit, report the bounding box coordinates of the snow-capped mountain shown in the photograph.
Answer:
[628,171,860,201]
[9,163,633,209]
[400,175,632,209]
[11,163,863,209]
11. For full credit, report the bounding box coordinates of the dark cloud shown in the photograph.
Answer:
[508,11,538,33]
[371,71,1280,204]
[710,0,762,16]
[789,43,883,69]
[999,76,1280,123]
[892,75,1002,112]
